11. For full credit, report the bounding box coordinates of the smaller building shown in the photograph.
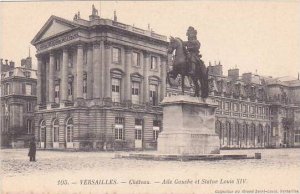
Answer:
[1,56,37,148]
[167,61,300,148]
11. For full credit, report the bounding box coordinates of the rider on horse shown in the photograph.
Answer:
[183,26,202,75]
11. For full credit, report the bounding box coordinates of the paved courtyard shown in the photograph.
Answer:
[1,148,300,194]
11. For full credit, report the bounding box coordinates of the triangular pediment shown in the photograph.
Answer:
[31,15,78,45]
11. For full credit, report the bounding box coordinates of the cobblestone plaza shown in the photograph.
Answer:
[2,148,300,193]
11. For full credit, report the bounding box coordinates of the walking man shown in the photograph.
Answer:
[28,137,36,162]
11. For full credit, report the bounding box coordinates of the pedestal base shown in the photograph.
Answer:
[157,95,220,155]
[158,131,220,154]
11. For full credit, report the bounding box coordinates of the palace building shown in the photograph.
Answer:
[31,7,300,150]
[1,57,37,147]
[31,9,168,150]
[167,62,300,148]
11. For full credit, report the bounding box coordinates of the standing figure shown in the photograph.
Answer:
[28,137,36,162]
[92,4,98,16]
[183,26,202,75]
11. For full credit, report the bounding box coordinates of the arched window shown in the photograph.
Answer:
[250,123,256,143]
[236,122,241,146]
[265,124,271,145]
[53,119,59,142]
[258,124,263,144]
[226,121,232,146]
[40,120,46,142]
[243,123,249,145]
[66,118,73,142]
[27,119,33,134]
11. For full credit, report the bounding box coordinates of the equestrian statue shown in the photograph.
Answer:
[167,26,209,98]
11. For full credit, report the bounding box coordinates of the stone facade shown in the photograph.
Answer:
[0,57,37,147]
[167,62,300,148]
[31,11,168,150]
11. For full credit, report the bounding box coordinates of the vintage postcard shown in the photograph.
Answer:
[1,1,300,194]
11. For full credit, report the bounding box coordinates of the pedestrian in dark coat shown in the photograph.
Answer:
[28,137,36,162]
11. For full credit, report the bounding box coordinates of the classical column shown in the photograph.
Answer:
[48,52,55,103]
[61,48,69,102]
[143,51,150,103]
[45,60,49,103]
[37,56,43,105]
[86,44,93,99]
[76,44,84,99]
[100,41,105,98]
[104,43,111,98]
[124,47,132,101]
[160,56,167,101]
[93,42,101,99]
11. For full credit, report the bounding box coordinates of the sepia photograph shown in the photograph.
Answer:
[1,1,300,194]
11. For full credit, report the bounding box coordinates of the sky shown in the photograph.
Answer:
[0,1,299,78]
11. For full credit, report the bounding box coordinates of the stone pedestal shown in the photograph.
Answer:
[157,95,220,155]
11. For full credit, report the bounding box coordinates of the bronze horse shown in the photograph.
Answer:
[167,37,209,98]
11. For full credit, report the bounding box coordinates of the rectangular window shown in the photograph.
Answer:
[115,125,123,140]
[243,104,248,113]
[135,119,143,140]
[115,117,124,124]
[115,117,124,140]
[234,103,239,112]
[55,85,60,103]
[217,101,222,109]
[149,84,158,106]
[295,131,300,143]
[153,120,161,140]
[132,52,140,66]
[27,120,32,134]
[26,102,32,112]
[112,47,121,63]
[55,57,60,71]
[150,56,157,70]
[68,82,73,100]
[225,102,229,111]
[251,106,255,114]
[25,84,32,95]
[83,79,87,99]
[112,78,121,102]
[24,71,31,78]
[68,52,73,67]
[53,126,59,142]
[135,126,142,140]
[131,82,140,104]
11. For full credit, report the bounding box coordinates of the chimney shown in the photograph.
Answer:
[9,61,15,67]
[242,72,252,84]
[5,59,8,65]
[228,68,239,81]
[26,57,32,69]
[215,61,223,76]
[0,58,3,65]
[21,59,26,67]
[114,10,117,22]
